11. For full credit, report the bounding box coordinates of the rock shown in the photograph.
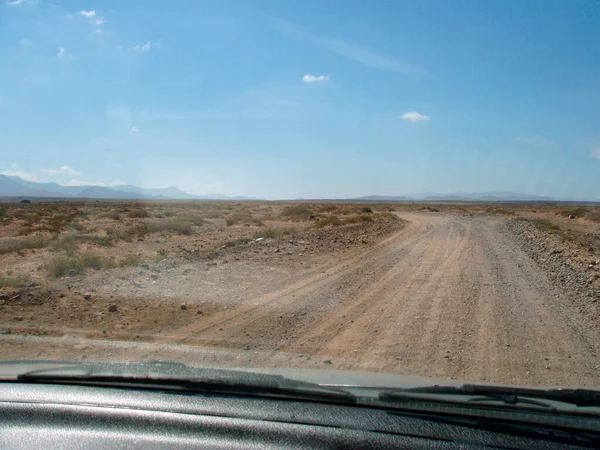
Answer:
[180,303,188,310]
[196,310,203,315]
[274,248,280,253]
[15,316,23,321]
[137,238,144,242]
[150,274,158,280]
[83,293,92,300]
[323,359,332,365]
[108,304,118,313]
[68,269,78,277]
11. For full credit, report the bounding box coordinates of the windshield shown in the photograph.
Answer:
[0,0,599,395]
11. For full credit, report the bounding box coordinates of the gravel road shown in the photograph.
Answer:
[3,212,599,386]
[143,212,598,386]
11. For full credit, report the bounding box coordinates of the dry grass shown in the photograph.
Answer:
[0,273,30,288]
[281,206,313,221]
[45,252,115,278]
[0,236,49,254]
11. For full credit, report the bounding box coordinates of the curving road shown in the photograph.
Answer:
[163,213,600,386]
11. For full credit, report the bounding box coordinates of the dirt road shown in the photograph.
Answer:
[3,212,599,386]
[139,212,597,386]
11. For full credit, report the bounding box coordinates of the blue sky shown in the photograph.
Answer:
[0,0,599,199]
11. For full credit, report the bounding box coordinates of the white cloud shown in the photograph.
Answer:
[62,179,125,187]
[95,17,105,26]
[41,165,80,175]
[516,136,558,150]
[56,47,67,59]
[6,0,26,5]
[400,111,430,123]
[272,18,426,75]
[0,164,37,182]
[78,10,96,17]
[133,41,157,53]
[591,148,600,160]
[302,74,329,83]
[130,126,139,133]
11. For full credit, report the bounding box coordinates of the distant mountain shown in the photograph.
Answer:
[355,191,558,202]
[77,186,155,199]
[0,174,257,200]
[356,195,413,201]
[110,185,195,199]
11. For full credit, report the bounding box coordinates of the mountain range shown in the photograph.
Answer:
[356,192,556,202]
[0,175,258,200]
[0,174,565,202]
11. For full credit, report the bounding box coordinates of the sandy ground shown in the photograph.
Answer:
[1,212,599,387]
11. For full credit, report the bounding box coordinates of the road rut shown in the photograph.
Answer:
[159,212,599,386]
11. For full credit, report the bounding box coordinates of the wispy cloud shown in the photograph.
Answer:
[0,164,37,182]
[133,41,157,53]
[302,74,329,83]
[272,18,426,75]
[6,0,26,5]
[516,135,559,150]
[95,17,105,26]
[41,165,80,175]
[62,179,124,187]
[130,126,139,133]
[56,47,68,59]
[400,111,430,123]
[591,148,600,160]
[78,10,96,17]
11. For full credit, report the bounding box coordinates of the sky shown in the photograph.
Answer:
[0,0,599,200]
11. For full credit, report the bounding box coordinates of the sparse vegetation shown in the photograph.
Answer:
[530,218,561,231]
[127,209,151,219]
[253,228,296,239]
[119,254,142,267]
[45,252,115,278]
[0,273,30,288]
[0,236,49,254]
[281,206,313,221]
[315,215,343,228]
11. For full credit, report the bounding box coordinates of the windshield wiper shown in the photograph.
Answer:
[379,384,600,408]
[11,361,357,405]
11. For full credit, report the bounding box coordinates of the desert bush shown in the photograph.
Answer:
[530,218,560,230]
[52,235,114,255]
[138,219,198,236]
[0,236,49,254]
[317,205,337,213]
[343,215,374,224]
[154,249,169,261]
[557,208,589,218]
[315,215,343,228]
[362,207,373,213]
[0,274,30,288]
[226,212,255,226]
[119,254,142,267]
[281,206,312,220]
[45,252,115,278]
[252,228,295,239]
[127,209,150,219]
[0,207,5,218]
